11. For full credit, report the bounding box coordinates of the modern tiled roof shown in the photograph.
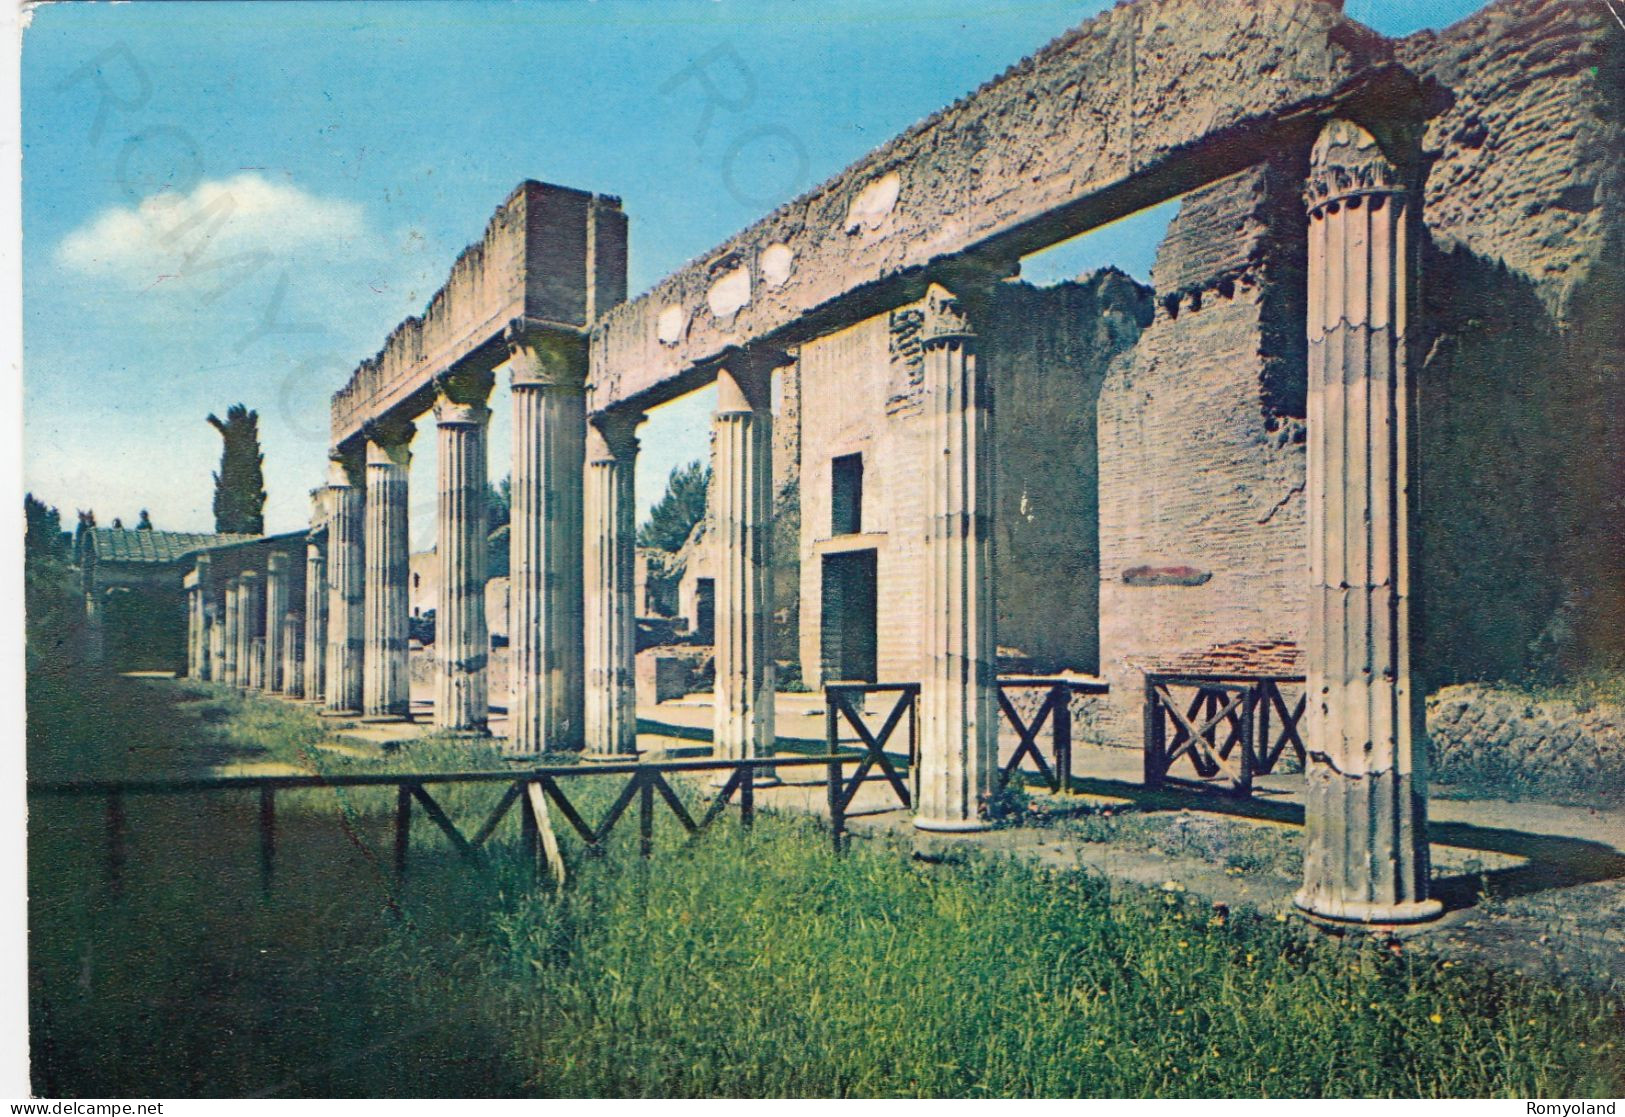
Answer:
[85,529,258,565]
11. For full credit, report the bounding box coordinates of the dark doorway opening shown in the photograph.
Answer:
[821,549,877,683]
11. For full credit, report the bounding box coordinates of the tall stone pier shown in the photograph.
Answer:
[506,322,587,756]
[584,410,643,758]
[434,381,492,733]
[239,571,262,692]
[363,425,413,720]
[187,553,211,679]
[304,540,327,702]
[711,354,779,777]
[220,577,240,687]
[207,602,225,686]
[916,286,996,831]
[283,613,304,698]
[1295,120,1440,924]
[264,552,288,693]
[325,458,366,714]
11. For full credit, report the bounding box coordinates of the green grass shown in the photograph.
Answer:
[28,672,1625,1098]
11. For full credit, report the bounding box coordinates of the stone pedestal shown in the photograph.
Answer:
[434,391,492,733]
[1296,119,1440,924]
[304,541,327,702]
[220,579,240,687]
[506,323,586,756]
[584,410,644,758]
[712,355,779,780]
[264,552,288,693]
[916,285,996,832]
[325,458,366,714]
[363,427,413,720]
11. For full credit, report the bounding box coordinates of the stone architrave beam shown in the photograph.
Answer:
[588,0,1414,417]
[329,183,625,455]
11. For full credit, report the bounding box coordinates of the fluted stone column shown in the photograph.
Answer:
[207,602,225,684]
[325,458,366,714]
[220,579,239,687]
[192,553,213,680]
[248,637,266,690]
[507,322,587,756]
[239,571,262,692]
[1296,119,1440,924]
[185,583,202,678]
[712,354,779,780]
[584,409,644,758]
[264,552,288,693]
[434,384,492,733]
[304,541,328,702]
[283,613,304,698]
[916,285,996,831]
[363,425,413,720]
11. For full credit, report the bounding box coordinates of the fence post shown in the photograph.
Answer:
[105,790,125,896]
[394,785,412,881]
[258,786,276,899]
[1052,684,1072,795]
[639,772,654,859]
[520,780,540,879]
[1143,678,1164,789]
[740,763,755,832]
[827,756,846,854]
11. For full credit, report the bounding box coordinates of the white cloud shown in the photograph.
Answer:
[56,173,368,292]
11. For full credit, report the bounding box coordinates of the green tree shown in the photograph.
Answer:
[207,404,266,535]
[638,460,710,552]
[487,475,511,533]
[24,493,67,561]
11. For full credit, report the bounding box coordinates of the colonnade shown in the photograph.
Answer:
[181,115,1436,921]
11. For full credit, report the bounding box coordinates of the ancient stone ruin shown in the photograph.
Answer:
[176,0,1622,924]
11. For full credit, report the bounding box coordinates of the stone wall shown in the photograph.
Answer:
[795,273,1151,688]
[1426,684,1625,798]
[1399,0,1625,683]
[1096,155,1309,739]
[984,272,1153,672]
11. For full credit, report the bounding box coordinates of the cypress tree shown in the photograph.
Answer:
[207,404,267,535]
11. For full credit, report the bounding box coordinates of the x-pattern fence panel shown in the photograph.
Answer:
[30,755,860,898]
[996,678,1109,794]
[823,683,919,847]
[1143,674,1306,796]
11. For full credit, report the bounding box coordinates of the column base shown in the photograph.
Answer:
[914,817,994,834]
[710,770,781,789]
[1293,892,1444,925]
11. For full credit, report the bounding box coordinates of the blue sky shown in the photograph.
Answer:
[21,0,1488,544]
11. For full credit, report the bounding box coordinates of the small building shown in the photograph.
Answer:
[75,526,256,670]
